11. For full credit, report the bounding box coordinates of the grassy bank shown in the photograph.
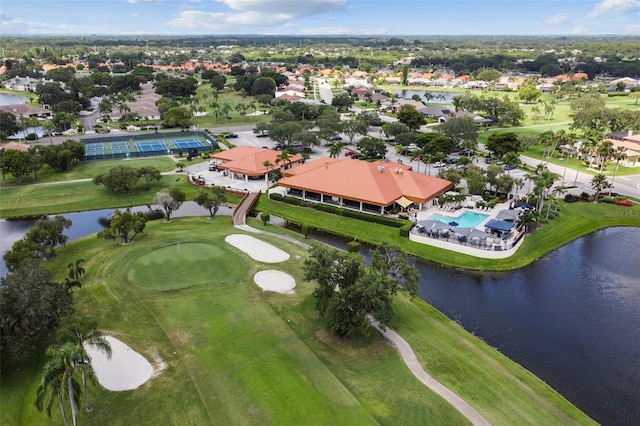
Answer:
[257,197,640,271]
[0,218,595,425]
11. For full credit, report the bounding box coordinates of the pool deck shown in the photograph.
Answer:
[411,202,526,259]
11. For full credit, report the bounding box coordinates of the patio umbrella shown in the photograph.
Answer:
[468,228,491,240]
[448,221,459,227]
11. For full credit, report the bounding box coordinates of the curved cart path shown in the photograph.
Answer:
[371,320,491,426]
[231,199,491,425]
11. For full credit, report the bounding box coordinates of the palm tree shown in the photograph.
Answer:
[221,103,233,128]
[43,120,56,144]
[591,173,610,202]
[64,258,85,290]
[262,160,274,192]
[36,359,77,426]
[422,153,433,175]
[410,148,424,173]
[210,102,221,125]
[513,177,524,199]
[247,101,257,120]
[517,210,538,233]
[596,140,614,173]
[57,318,112,413]
[328,141,346,158]
[609,146,627,195]
[42,342,84,426]
[68,258,85,281]
[275,151,292,170]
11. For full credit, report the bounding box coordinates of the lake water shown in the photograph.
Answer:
[395,89,460,104]
[0,93,29,106]
[1,210,639,425]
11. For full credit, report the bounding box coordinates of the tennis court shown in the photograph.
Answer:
[172,138,206,150]
[136,141,169,153]
[81,131,219,161]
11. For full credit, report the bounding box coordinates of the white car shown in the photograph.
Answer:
[433,161,445,168]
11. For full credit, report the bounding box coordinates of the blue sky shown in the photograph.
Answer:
[1,0,639,36]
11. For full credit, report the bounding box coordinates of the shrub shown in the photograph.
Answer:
[580,192,591,201]
[486,198,499,208]
[346,240,361,253]
[399,222,413,237]
[564,194,579,203]
[301,224,312,238]
[615,200,633,207]
[261,213,270,225]
[600,196,616,204]
[25,133,38,141]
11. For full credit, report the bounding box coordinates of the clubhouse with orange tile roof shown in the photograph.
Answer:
[210,146,304,183]
[277,157,453,215]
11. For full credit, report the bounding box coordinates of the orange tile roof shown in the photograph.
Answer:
[277,158,452,206]
[0,141,30,152]
[210,146,304,176]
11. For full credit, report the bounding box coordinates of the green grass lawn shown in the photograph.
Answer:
[0,157,179,186]
[191,81,271,129]
[0,217,595,425]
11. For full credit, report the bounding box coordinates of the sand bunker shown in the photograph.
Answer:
[85,336,154,391]
[225,234,290,263]
[254,270,296,293]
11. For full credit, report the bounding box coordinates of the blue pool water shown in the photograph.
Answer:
[429,211,488,228]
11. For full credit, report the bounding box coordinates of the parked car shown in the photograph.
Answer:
[256,130,269,137]
[329,134,343,141]
[345,151,357,156]
[433,161,446,168]
[274,144,284,150]
[444,157,457,164]
[298,146,313,153]
[226,132,238,138]
[460,149,475,156]
[504,164,517,171]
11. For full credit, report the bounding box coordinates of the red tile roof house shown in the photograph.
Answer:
[277,157,452,215]
[210,146,304,185]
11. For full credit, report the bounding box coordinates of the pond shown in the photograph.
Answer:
[395,89,460,104]
[0,93,29,106]
[2,210,638,425]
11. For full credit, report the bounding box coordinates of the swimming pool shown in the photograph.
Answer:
[428,211,489,228]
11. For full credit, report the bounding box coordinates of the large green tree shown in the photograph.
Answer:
[194,186,227,217]
[0,259,74,361]
[303,244,419,337]
[356,136,387,159]
[0,111,19,140]
[155,187,186,221]
[93,165,140,192]
[98,209,147,244]
[438,116,478,149]
[0,148,32,183]
[396,105,426,130]
[486,132,521,158]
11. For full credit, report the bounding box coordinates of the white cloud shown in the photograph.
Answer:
[588,0,640,18]
[541,13,570,25]
[168,0,347,32]
[217,0,346,17]
[127,0,163,4]
[572,24,589,34]
[167,10,289,31]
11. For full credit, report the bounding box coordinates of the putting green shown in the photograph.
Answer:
[127,242,249,290]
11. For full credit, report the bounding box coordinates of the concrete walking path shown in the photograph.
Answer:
[371,320,491,426]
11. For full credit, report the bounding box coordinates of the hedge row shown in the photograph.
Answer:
[268,193,412,233]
